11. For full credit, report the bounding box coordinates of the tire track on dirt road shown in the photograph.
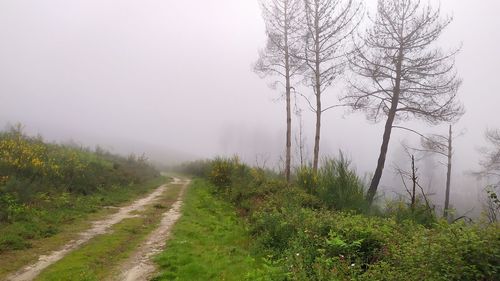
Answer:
[6,179,181,281]
[115,178,190,281]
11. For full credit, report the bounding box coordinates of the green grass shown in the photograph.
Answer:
[0,176,168,279]
[35,182,183,281]
[152,179,278,281]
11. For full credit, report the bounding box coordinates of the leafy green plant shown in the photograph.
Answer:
[385,197,436,227]
[316,154,368,213]
[296,166,316,193]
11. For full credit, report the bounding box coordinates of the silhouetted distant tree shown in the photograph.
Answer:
[343,0,464,204]
[477,129,500,222]
[479,129,500,180]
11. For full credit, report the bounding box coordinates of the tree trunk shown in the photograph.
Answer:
[285,76,292,183]
[298,112,304,167]
[411,155,416,210]
[284,2,292,183]
[443,124,452,219]
[366,48,403,204]
[366,107,397,203]
[312,8,321,174]
[313,83,321,173]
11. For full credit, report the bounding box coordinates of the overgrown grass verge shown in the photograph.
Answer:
[34,182,183,281]
[176,157,500,281]
[0,176,167,279]
[152,179,281,281]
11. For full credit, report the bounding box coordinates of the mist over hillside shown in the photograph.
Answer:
[1,0,499,216]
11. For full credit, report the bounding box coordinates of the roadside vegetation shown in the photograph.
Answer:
[175,157,500,281]
[0,125,162,275]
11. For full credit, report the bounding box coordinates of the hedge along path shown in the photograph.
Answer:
[115,178,190,281]
[6,178,183,281]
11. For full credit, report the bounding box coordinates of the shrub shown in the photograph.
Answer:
[0,192,27,223]
[174,159,212,178]
[316,154,368,213]
[384,197,437,227]
[362,221,500,281]
[296,166,316,193]
[208,157,239,191]
[296,154,368,214]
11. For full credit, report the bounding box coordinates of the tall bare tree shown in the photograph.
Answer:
[479,129,500,180]
[398,124,459,219]
[300,0,362,173]
[255,0,303,183]
[476,129,500,223]
[343,0,463,204]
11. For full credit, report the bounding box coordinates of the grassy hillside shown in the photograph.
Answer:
[0,126,161,254]
[176,157,500,281]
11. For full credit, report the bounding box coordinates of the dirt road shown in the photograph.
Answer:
[6,178,186,281]
[116,178,190,281]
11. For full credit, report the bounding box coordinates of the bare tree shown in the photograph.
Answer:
[343,0,464,204]
[294,107,307,167]
[255,0,303,183]
[300,0,362,173]
[478,129,500,180]
[394,152,433,213]
[476,129,500,223]
[426,125,452,218]
[398,124,460,219]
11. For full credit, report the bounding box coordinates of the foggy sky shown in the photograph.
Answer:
[1,0,499,213]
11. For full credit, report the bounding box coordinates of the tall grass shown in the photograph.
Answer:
[297,153,369,213]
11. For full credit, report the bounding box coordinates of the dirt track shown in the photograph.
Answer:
[6,179,183,281]
[115,178,190,281]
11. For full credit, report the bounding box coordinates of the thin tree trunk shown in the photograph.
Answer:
[313,82,321,173]
[411,155,416,210]
[284,2,292,183]
[298,112,304,167]
[443,124,452,219]
[285,78,292,183]
[366,48,403,204]
[312,7,321,174]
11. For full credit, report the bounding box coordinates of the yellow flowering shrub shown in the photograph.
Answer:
[208,157,242,190]
[0,128,141,195]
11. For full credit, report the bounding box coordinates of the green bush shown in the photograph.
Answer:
[207,156,242,191]
[0,192,27,223]
[385,197,437,227]
[316,155,368,213]
[361,221,500,281]
[296,154,368,214]
[296,166,316,193]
